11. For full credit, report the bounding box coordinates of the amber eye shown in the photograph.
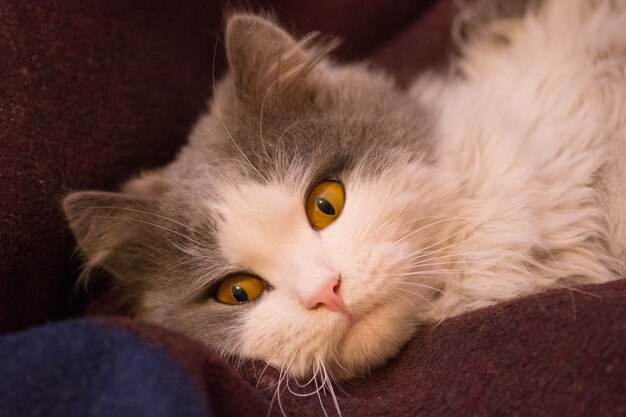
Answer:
[216,274,265,304]
[306,180,345,230]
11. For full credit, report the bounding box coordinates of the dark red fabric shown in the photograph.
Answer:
[252,0,437,59]
[0,0,220,332]
[370,0,456,87]
[107,280,626,417]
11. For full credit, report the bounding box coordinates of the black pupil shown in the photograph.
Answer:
[231,284,249,302]
[317,198,336,215]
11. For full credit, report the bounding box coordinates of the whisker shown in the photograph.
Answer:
[327,351,351,393]
[390,290,446,319]
[395,210,557,268]
[276,365,290,417]
[154,256,195,279]
[86,205,198,234]
[313,356,331,417]
[391,224,489,269]
[326,354,350,398]
[256,351,282,391]
[401,257,536,272]
[396,281,446,295]
[293,369,318,389]
[394,216,481,245]
[212,21,264,181]
[258,87,271,160]
[396,269,457,277]
[90,215,205,247]
[412,227,484,261]
[398,250,487,268]
[398,268,506,284]
[320,359,343,417]
[395,287,438,312]
[277,119,303,144]
[286,364,324,397]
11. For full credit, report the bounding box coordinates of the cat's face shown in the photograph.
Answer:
[64,14,459,379]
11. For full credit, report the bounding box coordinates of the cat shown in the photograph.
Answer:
[63,0,626,381]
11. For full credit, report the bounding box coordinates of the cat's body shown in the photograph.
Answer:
[411,0,626,318]
[64,0,625,380]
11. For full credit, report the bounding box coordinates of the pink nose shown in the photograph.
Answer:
[307,279,348,314]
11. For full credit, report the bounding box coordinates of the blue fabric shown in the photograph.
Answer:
[0,319,212,417]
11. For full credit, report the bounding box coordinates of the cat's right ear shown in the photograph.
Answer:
[224,13,337,108]
[63,191,170,283]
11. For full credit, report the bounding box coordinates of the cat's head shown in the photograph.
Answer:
[64,14,460,379]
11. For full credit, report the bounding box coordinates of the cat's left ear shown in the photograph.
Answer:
[62,191,172,285]
[225,13,337,107]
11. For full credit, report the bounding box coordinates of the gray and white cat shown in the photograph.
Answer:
[64,0,626,380]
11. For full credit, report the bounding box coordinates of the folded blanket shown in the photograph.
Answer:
[3,279,624,417]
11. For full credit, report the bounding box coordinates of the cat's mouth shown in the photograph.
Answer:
[345,301,382,327]
[324,300,417,379]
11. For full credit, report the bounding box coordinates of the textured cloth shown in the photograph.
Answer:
[0,319,212,417]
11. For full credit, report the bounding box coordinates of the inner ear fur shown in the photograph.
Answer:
[63,191,175,284]
[224,13,337,108]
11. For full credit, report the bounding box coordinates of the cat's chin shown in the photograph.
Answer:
[285,303,419,381]
[338,304,418,378]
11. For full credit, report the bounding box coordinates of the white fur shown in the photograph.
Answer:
[411,0,626,317]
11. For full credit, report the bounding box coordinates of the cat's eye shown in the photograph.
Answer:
[306,180,345,230]
[216,274,265,305]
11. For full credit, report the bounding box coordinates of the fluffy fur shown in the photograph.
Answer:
[64,0,625,381]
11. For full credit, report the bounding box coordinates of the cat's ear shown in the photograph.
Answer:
[224,13,337,106]
[63,191,170,283]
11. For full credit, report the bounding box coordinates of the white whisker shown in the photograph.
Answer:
[396,281,446,295]
[396,287,439,312]
[395,216,480,245]
[320,359,343,417]
[91,215,205,247]
[212,22,265,181]
[313,356,331,417]
[87,205,197,234]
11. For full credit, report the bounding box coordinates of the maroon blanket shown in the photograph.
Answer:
[109,280,626,417]
[1,1,625,416]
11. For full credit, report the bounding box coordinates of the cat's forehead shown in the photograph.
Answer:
[209,110,432,190]
[199,66,434,181]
